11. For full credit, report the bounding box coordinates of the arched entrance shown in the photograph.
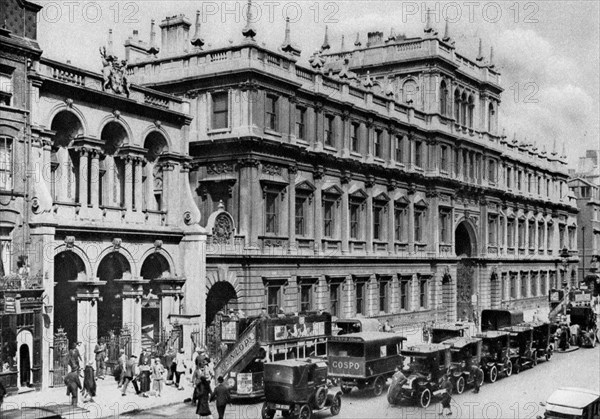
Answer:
[205,282,238,360]
[455,221,477,322]
[140,253,170,347]
[16,330,33,388]
[97,252,131,337]
[54,251,85,344]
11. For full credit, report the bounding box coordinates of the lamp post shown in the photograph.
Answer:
[560,246,570,317]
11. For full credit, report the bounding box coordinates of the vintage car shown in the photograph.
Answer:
[430,323,470,344]
[502,325,537,373]
[261,359,342,419]
[570,306,598,348]
[520,321,554,361]
[476,330,513,382]
[538,387,600,419]
[481,309,524,332]
[328,332,406,397]
[388,344,451,408]
[335,318,381,335]
[443,337,484,394]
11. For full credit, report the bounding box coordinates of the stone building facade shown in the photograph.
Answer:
[128,9,579,343]
[1,0,206,391]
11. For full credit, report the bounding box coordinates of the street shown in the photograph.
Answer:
[124,346,600,418]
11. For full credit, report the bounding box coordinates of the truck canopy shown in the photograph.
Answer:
[481,309,524,331]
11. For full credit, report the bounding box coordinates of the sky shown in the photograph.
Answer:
[36,0,600,168]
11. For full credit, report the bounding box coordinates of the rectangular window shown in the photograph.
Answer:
[510,274,516,299]
[267,286,281,316]
[540,272,547,296]
[211,92,229,129]
[323,199,335,238]
[440,210,450,243]
[374,130,382,158]
[299,283,313,312]
[351,123,360,153]
[538,224,544,249]
[530,273,537,297]
[419,278,428,309]
[0,72,12,106]
[414,208,425,242]
[295,197,306,236]
[266,94,279,131]
[501,273,507,301]
[396,136,403,162]
[547,224,553,250]
[400,279,409,310]
[528,174,532,193]
[414,141,423,168]
[394,205,407,242]
[488,215,498,246]
[325,114,335,147]
[517,171,522,191]
[469,153,475,179]
[379,279,389,313]
[528,222,535,248]
[488,160,496,183]
[0,136,13,190]
[546,179,550,197]
[329,282,340,317]
[568,228,575,249]
[559,225,566,249]
[295,106,306,140]
[373,205,383,241]
[265,191,279,234]
[350,202,360,240]
[537,176,542,195]
[521,274,528,298]
[454,148,460,176]
[440,146,448,172]
[518,221,525,248]
[356,281,365,315]
[507,167,512,188]
[507,220,515,247]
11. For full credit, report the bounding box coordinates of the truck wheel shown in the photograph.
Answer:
[314,387,327,409]
[330,394,342,416]
[488,365,498,383]
[373,376,385,397]
[298,404,312,419]
[261,402,275,419]
[505,360,513,377]
[455,376,465,394]
[341,385,352,395]
[419,388,431,408]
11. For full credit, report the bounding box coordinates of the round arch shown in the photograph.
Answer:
[53,244,93,277]
[143,130,169,163]
[141,126,172,153]
[137,247,175,278]
[53,250,87,344]
[455,218,478,258]
[97,251,131,336]
[95,246,136,279]
[206,281,238,327]
[97,115,133,148]
[47,104,88,138]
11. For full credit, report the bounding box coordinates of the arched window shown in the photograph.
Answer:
[467,95,474,128]
[488,103,496,133]
[143,132,168,211]
[402,80,418,106]
[454,89,460,122]
[100,122,128,207]
[0,136,13,190]
[440,81,448,116]
[50,111,84,202]
[461,92,467,126]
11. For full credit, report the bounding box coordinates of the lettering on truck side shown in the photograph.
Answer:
[219,331,256,374]
[331,361,360,370]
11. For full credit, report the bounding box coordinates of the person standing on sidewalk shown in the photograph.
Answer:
[175,348,186,390]
[94,342,106,379]
[68,342,83,374]
[83,360,97,402]
[211,376,231,419]
[117,349,128,387]
[151,358,165,397]
[64,371,83,406]
[196,375,213,418]
[0,381,6,409]
[121,355,141,396]
[138,355,151,397]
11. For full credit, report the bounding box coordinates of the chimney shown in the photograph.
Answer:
[132,29,139,41]
[159,14,192,57]
[367,31,384,47]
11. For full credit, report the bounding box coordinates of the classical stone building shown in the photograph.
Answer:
[1,0,206,391]
[127,9,579,348]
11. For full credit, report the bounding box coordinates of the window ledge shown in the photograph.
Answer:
[264,129,282,137]
[350,151,362,159]
[373,157,385,163]
[207,128,231,135]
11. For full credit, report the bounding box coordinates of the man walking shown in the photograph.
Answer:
[117,349,128,387]
[211,376,231,419]
[121,354,141,396]
[94,342,106,379]
[68,342,83,374]
[64,371,83,406]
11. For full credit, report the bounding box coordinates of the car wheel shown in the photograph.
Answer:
[505,360,513,377]
[373,376,385,397]
[455,375,465,394]
[514,361,521,375]
[488,365,498,383]
[330,394,342,416]
[545,347,553,361]
[419,388,431,408]
[261,402,275,419]
[341,385,352,395]
[477,368,484,387]
[314,387,327,409]
[298,404,312,419]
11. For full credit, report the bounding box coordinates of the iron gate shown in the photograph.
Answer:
[51,328,69,387]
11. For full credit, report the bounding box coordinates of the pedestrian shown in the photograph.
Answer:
[68,342,82,374]
[382,320,393,332]
[151,358,165,397]
[139,347,151,368]
[138,356,151,397]
[83,360,96,402]
[94,342,106,379]
[439,375,453,416]
[175,348,186,390]
[191,364,204,405]
[259,307,271,319]
[196,375,213,418]
[121,355,141,396]
[471,365,483,394]
[211,376,231,419]
[117,349,128,387]
[64,371,82,406]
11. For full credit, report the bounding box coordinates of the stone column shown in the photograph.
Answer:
[181,230,207,348]
[89,150,100,208]
[341,112,349,157]
[124,157,133,211]
[144,161,154,211]
[365,179,374,254]
[314,172,324,255]
[341,174,350,255]
[288,165,298,254]
[134,158,143,211]
[78,148,89,206]
[314,104,323,151]
[238,159,258,247]
[121,281,145,357]
[387,188,395,255]
[75,284,102,366]
[408,190,416,253]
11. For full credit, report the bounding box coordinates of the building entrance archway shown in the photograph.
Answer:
[53,251,85,344]
[205,282,237,360]
[97,252,131,337]
[455,221,478,322]
[140,253,170,348]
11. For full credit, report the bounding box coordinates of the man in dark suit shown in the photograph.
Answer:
[121,355,141,396]
[64,371,82,406]
[211,376,231,419]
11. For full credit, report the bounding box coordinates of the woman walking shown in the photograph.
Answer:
[82,361,97,402]
[151,358,165,397]
[196,375,213,419]
[138,357,151,397]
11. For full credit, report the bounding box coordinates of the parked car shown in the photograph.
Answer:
[328,332,406,397]
[334,318,381,335]
[520,321,554,361]
[502,325,537,373]
[537,387,600,419]
[443,337,484,394]
[430,323,470,344]
[570,306,598,347]
[476,330,513,382]
[388,343,451,408]
[261,359,342,419]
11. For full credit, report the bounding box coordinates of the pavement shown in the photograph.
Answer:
[1,374,195,418]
